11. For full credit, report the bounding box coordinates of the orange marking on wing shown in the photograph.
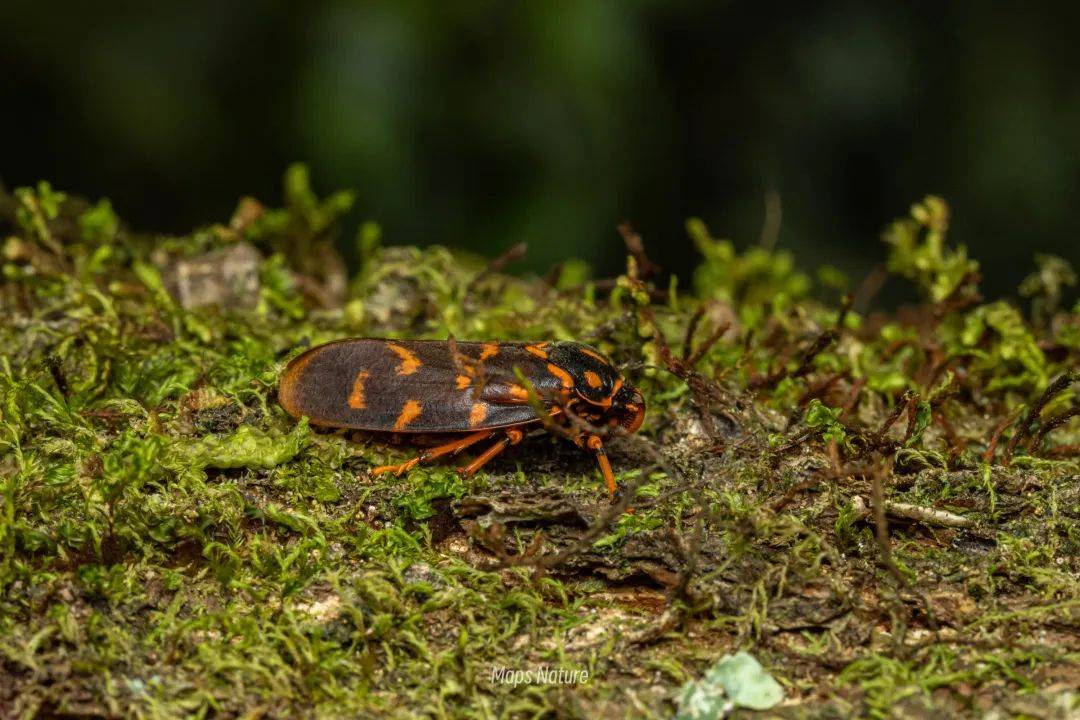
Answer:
[479,343,499,361]
[547,363,573,389]
[469,403,488,427]
[525,343,549,359]
[595,377,624,407]
[278,350,317,418]
[508,384,530,402]
[393,399,423,430]
[597,378,622,407]
[387,343,421,375]
[579,347,609,364]
[347,370,371,409]
[456,374,472,390]
[584,370,602,389]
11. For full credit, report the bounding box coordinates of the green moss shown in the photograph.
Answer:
[1,170,1077,718]
[884,195,979,302]
[165,418,310,478]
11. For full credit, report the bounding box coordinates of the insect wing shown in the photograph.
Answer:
[278,339,565,432]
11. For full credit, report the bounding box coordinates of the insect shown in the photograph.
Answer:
[278,339,645,495]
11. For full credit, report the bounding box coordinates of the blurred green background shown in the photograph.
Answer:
[1,1,1077,298]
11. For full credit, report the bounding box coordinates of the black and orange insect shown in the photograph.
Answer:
[278,339,645,495]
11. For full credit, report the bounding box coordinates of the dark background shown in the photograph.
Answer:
[2,1,1078,298]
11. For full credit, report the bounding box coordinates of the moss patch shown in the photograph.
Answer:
[1,172,1078,718]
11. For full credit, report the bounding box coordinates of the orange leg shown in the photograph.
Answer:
[372,430,493,477]
[585,435,618,497]
[458,428,525,476]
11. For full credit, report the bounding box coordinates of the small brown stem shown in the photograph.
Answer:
[616,222,662,279]
[877,390,914,440]
[1031,406,1080,455]
[869,457,938,634]
[748,329,838,390]
[983,409,1020,464]
[1007,371,1078,461]
[682,305,706,362]
[685,321,730,368]
[466,242,528,293]
[901,392,921,445]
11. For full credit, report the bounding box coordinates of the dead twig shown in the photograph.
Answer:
[682,305,706,361]
[684,320,731,369]
[868,458,939,635]
[641,304,737,439]
[850,495,974,528]
[983,408,1020,463]
[1031,405,1080,455]
[465,242,528,294]
[1045,442,1080,458]
[616,222,662,279]
[933,407,965,464]
[748,328,838,391]
[1007,371,1079,461]
[874,390,914,444]
[901,392,922,446]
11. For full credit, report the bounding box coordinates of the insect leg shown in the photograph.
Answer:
[585,435,617,497]
[371,430,493,477]
[457,427,525,476]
